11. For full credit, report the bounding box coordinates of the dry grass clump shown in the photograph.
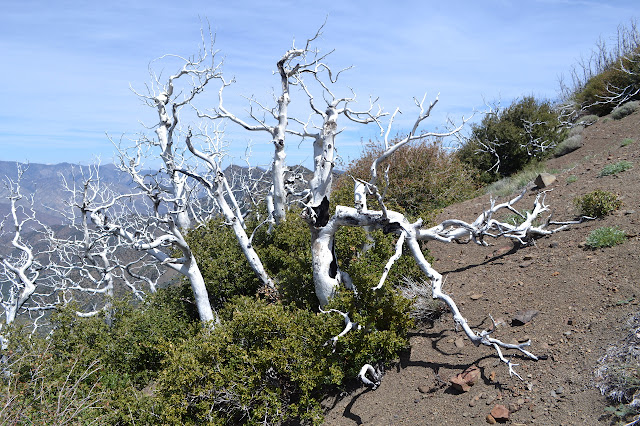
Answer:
[595,312,640,423]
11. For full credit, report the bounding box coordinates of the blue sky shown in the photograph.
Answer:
[1,1,637,169]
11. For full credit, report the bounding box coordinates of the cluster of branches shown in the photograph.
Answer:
[1,25,590,384]
[0,163,163,336]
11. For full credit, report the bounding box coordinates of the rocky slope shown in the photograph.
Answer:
[324,110,640,425]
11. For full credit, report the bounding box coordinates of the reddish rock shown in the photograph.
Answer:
[490,404,510,422]
[449,365,480,392]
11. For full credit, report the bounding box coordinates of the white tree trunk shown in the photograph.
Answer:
[185,255,217,323]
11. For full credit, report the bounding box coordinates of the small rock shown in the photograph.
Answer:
[455,336,465,348]
[470,293,483,300]
[418,385,431,394]
[493,317,507,328]
[508,402,521,413]
[490,404,510,422]
[489,370,496,381]
[450,365,481,392]
[519,261,533,268]
[512,309,539,326]
[534,173,556,188]
[556,386,564,395]
[567,318,574,325]
[549,241,559,248]
[517,335,531,343]
[486,414,497,424]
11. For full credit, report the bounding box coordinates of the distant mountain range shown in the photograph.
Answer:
[0,160,323,226]
[0,161,139,225]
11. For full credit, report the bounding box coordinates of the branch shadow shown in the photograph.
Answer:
[440,243,521,275]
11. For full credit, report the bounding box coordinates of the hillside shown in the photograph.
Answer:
[324,111,640,424]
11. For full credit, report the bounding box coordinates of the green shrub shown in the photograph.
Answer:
[2,289,199,425]
[567,175,578,184]
[621,138,635,147]
[599,161,633,177]
[335,139,478,220]
[554,134,583,157]
[458,96,566,182]
[157,297,337,425]
[1,333,107,425]
[574,46,640,116]
[252,211,316,308]
[585,226,627,249]
[611,100,640,119]
[185,219,263,309]
[574,190,622,217]
[157,294,412,425]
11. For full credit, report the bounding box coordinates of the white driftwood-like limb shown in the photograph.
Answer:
[372,231,405,290]
[183,131,275,290]
[358,364,381,389]
[319,307,362,351]
[318,189,578,379]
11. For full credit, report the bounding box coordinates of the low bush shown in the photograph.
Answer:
[576,114,599,126]
[554,134,583,157]
[621,138,635,147]
[566,175,578,184]
[185,219,263,309]
[457,96,566,183]
[574,47,640,116]
[574,190,622,217]
[2,289,200,425]
[335,139,478,220]
[0,335,107,425]
[596,312,640,424]
[398,277,448,323]
[485,162,549,197]
[585,226,627,249]
[611,100,640,119]
[157,291,412,425]
[568,125,585,137]
[599,161,633,177]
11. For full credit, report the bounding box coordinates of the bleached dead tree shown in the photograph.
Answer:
[46,164,161,318]
[87,30,277,324]
[188,30,589,382]
[197,26,336,226]
[0,167,59,339]
[70,27,589,382]
[85,32,231,324]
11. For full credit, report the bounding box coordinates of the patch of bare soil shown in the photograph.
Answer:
[324,111,640,425]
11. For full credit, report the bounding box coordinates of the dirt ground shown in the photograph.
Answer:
[323,111,640,425]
